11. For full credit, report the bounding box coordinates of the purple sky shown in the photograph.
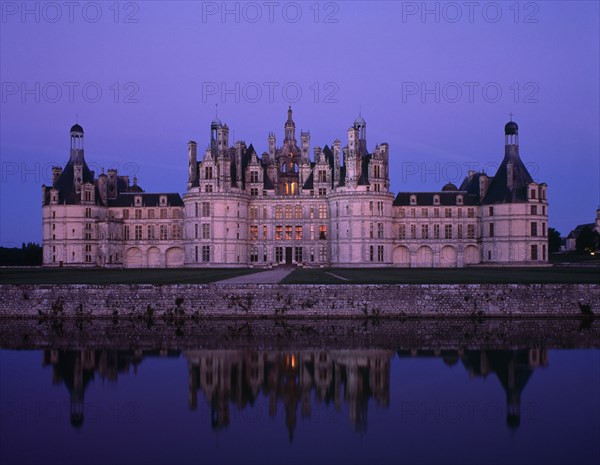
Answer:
[1,1,599,245]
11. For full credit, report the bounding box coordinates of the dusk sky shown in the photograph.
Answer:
[1,0,598,245]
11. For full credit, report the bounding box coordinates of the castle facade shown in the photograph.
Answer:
[42,109,549,268]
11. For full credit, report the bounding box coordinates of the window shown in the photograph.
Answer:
[374,165,381,178]
[172,225,181,240]
[531,222,538,237]
[434,208,440,218]
[319,204,327,219]
[295,205,302,219]
[276,226,283,240]
[205,166,213,179]
[202,202,210,217]
[378,245,384,262]
[421,224,429,239]
[319,246,327,262]
[250,170,259,183]
[250,206,258,220]
[489,223,494,237]
[135,225,142,240]
[377,201,384,215]
[542,222,546,237]
[543,244,547,261]
[377,223,384,239]
[488,207,494,216]
[202,224,210,239]
[295,247,303,262]
[284,225,292,240]
[85,207,91,218]
[457,208,462,218]
[445,208,452,218]
[310,224,315,240]
[411,224,417,239]
[318,170,327,183]
[194,224,198,239]
[160,225,168,240]
[318,187,327,196]
[531,205,537,215]
[444,224,452,239]
[467,208,475,218]
[195,203,199,217]
[195,246,199,262]
[249,225,258,241]
[250,247,259,263]
[399,224,406,239]
[148,209,155,219]
[542,206,546,215]
[411,208,416,218]
[433,195,440,205]
[399,208,405,218]
[433,224,440,239]
[369,223,374,239]
[123,209,129,220]
[123,225,130,240]
[275,247,283,262]
[467,224,475,239]
[202,245,210,262]
[369,245,374,262]
[319,225,327,240]
[275,205,283,219]
[421,208,428,218]
[531,189,536,199]
[135,209,142,220]
[160,209,167,219]
[285,205,292,219]
[250,187,259,196]
[295,226,303,240]
[205,184,213,193]
[531,244,538,260]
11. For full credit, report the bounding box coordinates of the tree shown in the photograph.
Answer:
[548,227,562,254]
[576,228,599,254]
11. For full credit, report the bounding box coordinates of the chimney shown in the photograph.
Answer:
[52,166,62,185]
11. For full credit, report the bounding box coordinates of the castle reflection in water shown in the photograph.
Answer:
[42,347,547,438]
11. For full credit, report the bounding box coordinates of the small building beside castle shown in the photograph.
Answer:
[42,109,549,268]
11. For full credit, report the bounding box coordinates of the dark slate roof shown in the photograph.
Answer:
[442,182,458,191]
[107,193,183,207]
[302,171,314,190]
[49,159,97,205]
[393,191,479,206]
[458,172,486,198]
[338,165,346,186]
[482,148,533,205]
[358,154,371,186]
[263,166,274,190]
[70,124,84,133]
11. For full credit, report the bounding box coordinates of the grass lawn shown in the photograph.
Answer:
[0,267,259,284]
[280,266,600,284]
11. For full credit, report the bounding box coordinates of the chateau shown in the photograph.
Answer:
[42,108,549,268]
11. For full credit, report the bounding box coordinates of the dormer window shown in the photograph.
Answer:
[410,195,416,205]
[159,195,167,206]
[135,196,142,206]
[457,195,463,205]
[531,189,536,199]
[433,195,440,205]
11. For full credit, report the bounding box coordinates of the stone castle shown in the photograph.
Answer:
[42,108,548,267]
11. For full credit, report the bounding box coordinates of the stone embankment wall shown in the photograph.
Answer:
[1,317,598,351]
[0,283,598,318]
